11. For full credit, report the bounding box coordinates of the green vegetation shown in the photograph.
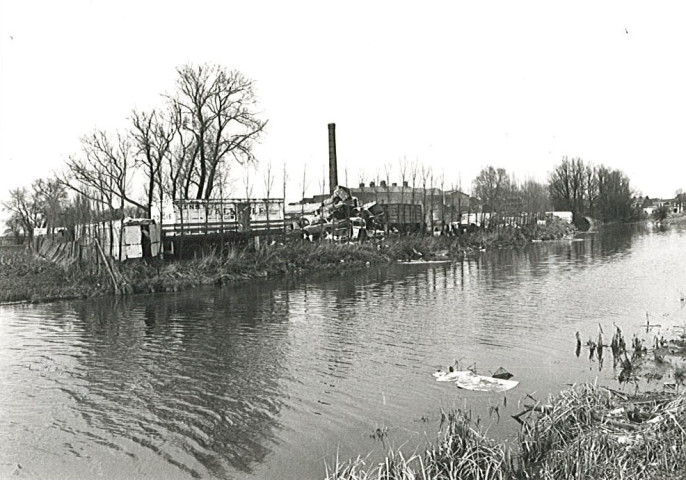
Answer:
[326,384,686,480]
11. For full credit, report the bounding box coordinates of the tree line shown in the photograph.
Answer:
[468,158,645,228]
[3,63,267,244]
[0,63,672,244]
[547,157,640,224]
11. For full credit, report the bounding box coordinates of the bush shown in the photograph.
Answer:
[652,205,670,223]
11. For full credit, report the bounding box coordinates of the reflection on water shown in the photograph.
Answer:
[1,224,685,479]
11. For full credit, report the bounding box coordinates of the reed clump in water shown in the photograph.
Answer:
[325,409,513,480]
[326,383,686,480]
[519,383,686,479]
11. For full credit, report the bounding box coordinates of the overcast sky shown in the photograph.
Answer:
[2,0,685,223]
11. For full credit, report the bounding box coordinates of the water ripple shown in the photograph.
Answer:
[2,226,686,479]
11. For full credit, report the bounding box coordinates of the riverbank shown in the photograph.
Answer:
[325,383,686,480]
[0,220,576,304]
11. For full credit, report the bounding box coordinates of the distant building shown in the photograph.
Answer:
[642,196,684,215]
[545,211,574,223]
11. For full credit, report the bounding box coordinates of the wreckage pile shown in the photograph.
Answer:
[519,383,686,479]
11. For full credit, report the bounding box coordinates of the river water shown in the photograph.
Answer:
[1,224,685,479]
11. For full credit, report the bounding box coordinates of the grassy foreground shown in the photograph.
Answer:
[0,245,106,303]
[326,383,686,480]
[0,222,574,304]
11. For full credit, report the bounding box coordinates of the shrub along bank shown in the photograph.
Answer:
[0,219,575,304]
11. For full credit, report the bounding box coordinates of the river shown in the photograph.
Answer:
[1,224,685,479]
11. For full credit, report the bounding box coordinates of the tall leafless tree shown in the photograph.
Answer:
[398,156,408,230]
[2,177,68,246]
[130,108,174,217]
[3,185,42,246]
[472,166,512,226]
[410,157,419,226]
[167,64,267,200]
[548,156,587,223]
[63,130,145,214]
[61,130,142,257]
[420,164,432,234]
[519,178,551,218]
[585,165,598,218]
[263,160,274,233]
[383,162,393,205]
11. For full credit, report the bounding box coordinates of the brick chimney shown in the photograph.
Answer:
[327,123,338,193]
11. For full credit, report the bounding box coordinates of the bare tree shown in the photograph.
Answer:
[63,130,145,214]
[595,166,636,222]
[410,157,419,229]
[519,178,551,218]
[167,100,194,202]
[61,130,143,257]
[3,186,42,246]
[585,164,598,218]
[548,157,587,223]
[243,163,254,200]
[3,214,25,244]
[372,168,380,204]
[2,177,68,246]
[429,170,435,234]
[357,169,366,187]
[383,162,393,204]
[439,169,446,231]
[34,178,68,234]
[62,192,95,237]
[263,160,274,233]
[130,108,174,217]
[300,162,309,218]
[282,161,288,240]
[399,156,408,231]
[168,64,268,200]
[421,164,432,234]
[472,166,512,227]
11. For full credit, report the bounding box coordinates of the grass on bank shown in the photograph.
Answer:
[117,223,576,295]
[325,383,686,480]
[1,220,575,303]
[0,245,107,303]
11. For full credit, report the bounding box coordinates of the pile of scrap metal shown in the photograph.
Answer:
[291,186,385,241]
